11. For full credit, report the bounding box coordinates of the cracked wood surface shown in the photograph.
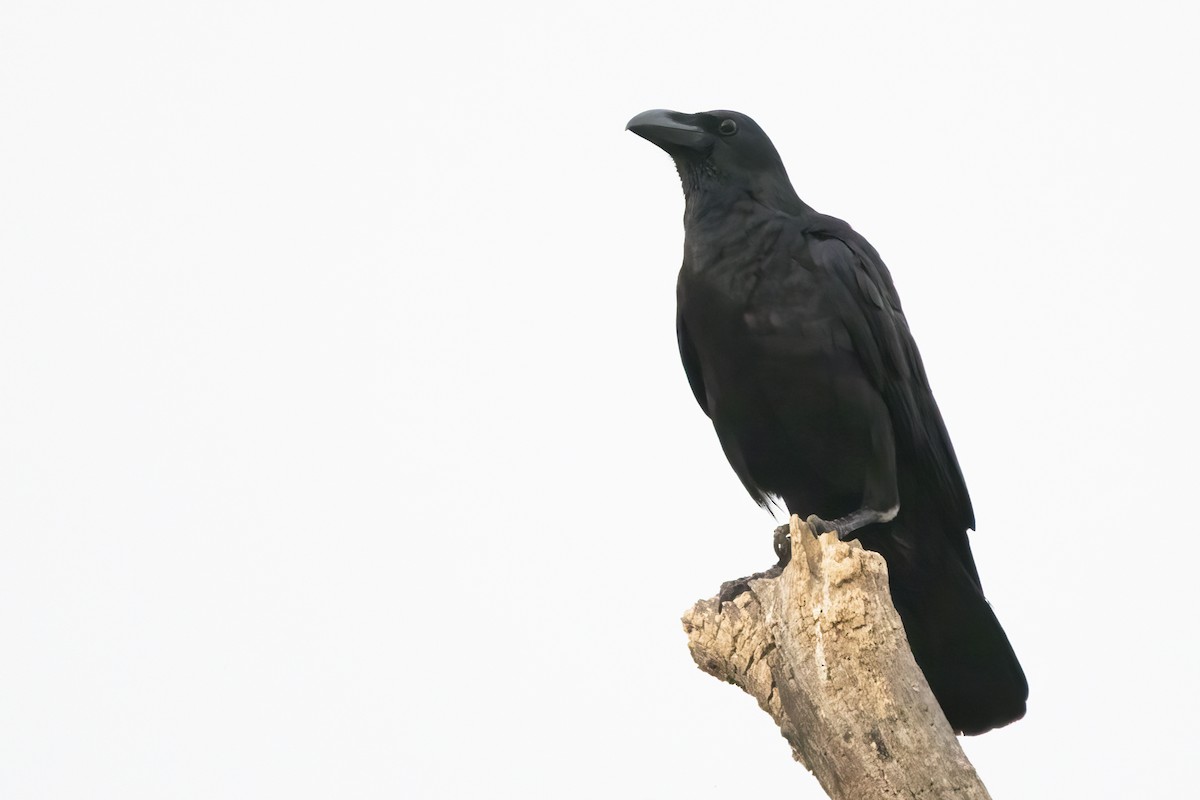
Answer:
[681,516,991,800]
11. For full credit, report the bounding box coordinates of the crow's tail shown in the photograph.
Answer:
[888,560,1028,735]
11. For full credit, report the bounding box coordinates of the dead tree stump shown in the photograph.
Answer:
[681,515,992,800]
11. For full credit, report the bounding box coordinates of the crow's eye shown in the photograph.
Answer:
[718,119,738,136]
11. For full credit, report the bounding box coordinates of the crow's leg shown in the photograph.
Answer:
[806,404,900,542]
[807,505,899,542]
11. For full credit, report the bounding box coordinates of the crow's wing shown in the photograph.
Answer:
[676,301,710,417]
[804,227,975,535]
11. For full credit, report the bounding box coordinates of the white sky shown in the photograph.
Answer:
[2,1,1198,797]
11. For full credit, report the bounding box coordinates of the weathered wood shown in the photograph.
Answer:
[681,516,991,800]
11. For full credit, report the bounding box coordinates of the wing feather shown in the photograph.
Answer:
[807,230,975,534]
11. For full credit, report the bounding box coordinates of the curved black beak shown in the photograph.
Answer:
[626,109,710,152]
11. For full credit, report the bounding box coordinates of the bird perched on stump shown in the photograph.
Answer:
[627,108,1027,735]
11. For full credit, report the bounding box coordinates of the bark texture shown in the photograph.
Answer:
[681,516,991,800]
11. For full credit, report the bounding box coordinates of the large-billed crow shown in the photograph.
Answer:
[627,108,1027,735]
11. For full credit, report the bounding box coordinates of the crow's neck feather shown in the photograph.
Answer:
[676,157,813,219]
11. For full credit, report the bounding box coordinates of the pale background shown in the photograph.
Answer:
[2,2,1198,797]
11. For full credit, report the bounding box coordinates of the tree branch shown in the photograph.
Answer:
[681,516,991,800]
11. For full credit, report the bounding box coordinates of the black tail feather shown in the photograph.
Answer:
[889,564,1028,735]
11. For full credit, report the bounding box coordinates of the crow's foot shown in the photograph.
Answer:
[805,508,894,542]
[715,524,792,605]
[773,524,792,568]
[806,514,854,541]
[718,565,784,604]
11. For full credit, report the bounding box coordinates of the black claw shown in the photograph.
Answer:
[718,579,754,604]
[806,514,833,536]
[773,525,792,567]
[717,566,785,605]
[716,525,792,606]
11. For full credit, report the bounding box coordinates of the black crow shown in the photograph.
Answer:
[627,108,1027,735]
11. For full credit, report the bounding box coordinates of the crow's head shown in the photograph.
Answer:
[626,109,805,212]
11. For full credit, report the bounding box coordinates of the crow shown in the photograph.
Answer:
[627,108,1027,735]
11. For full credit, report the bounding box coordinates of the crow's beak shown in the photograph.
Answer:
[626,109,710,152]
